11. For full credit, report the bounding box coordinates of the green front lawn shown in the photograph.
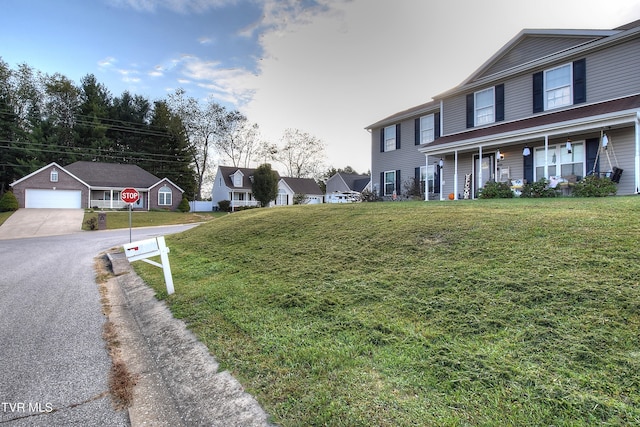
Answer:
[82,210,226,230]
[134,198,640,426]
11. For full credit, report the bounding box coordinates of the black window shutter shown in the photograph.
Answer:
[395,170,401,194]
[434,165,440,194]
[466,94,475,128]
[396,124,401,150]
[495,84,505,122]
[380,128,385,152]
[586,137,599,176]
[533,71,544,113]
[523,152,534,184]
[380,172,385,196]
[414,118,420,145]
[434,112,441,139]
[415,167,420,184]
[573,58,586,104]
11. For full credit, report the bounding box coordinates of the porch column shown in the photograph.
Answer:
[454,150,459,200]
[425,154,429,201]
[477,146,483,198]
[110,189,114,209]
[544,135,549,178]
[635,112,640,193]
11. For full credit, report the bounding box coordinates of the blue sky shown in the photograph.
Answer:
[2,0,639,174]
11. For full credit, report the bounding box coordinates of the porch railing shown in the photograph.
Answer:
[90,200,128,209]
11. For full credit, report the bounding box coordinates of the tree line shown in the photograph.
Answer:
[0,59,332,201]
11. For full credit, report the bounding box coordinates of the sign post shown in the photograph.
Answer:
[121,187,139,243]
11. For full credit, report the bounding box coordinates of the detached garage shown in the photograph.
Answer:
[25,189,82,209]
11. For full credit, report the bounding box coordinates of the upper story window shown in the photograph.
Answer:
[533,59,586,113]
[384,125,396,152]
[466,84,504,129]
[158,186,172,206]
[544,63,572,110]
[420,114,435,144]
[50,169,58,182]
[475,87,495,126]
[232,171,243,187]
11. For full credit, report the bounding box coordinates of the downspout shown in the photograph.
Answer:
[454,150,459,200]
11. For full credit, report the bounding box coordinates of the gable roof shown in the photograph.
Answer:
[217,166,281,190]
[10,162,90,188]
[280,177,323,195]
[366,100,439,130]
[335,173,371,192]
[64,161,161,188]
[435,22,640,99]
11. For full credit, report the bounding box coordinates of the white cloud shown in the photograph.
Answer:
[107,0,238,13]
[98,56,117,68]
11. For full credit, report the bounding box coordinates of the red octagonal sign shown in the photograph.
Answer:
[121,187,140,204]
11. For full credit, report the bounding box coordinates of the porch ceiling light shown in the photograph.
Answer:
[566,138,572,154]
[438,158,444,168]
[602,132,609,148]
[523,146,531,156]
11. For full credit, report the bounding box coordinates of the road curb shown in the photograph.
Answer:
[104,252,274,426]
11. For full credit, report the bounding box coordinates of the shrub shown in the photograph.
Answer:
[0,191,19,211]
[572,175,618,197]
[85,216,98,230]
[520,178,559,198]
[479,181,514,199]
[177,196,190,212]
[218,200,231,212]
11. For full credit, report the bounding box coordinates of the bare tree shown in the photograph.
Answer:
[214,110,261,168]
[275,128,326,178]
[167,89,224,200]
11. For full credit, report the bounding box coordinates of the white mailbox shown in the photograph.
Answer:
[123,236,174,294]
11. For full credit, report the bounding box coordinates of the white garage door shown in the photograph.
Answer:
[25,189,82,209]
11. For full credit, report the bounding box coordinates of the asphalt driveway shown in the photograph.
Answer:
[0,209,84,240]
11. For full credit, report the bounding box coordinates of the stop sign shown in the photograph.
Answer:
[121,187,140,204]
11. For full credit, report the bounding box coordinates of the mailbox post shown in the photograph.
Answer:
[123,236,174,294]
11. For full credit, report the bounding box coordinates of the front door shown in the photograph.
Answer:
[474,154,495,195]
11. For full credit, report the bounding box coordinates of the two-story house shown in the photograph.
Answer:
[368,20,640,199]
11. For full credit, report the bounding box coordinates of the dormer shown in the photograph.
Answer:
[231,170,244,187]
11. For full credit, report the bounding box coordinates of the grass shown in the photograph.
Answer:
[133,197,640,426]
[82,209,225,230]
[0,211,13,227]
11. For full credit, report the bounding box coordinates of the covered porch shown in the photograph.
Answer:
[421,101,640,200]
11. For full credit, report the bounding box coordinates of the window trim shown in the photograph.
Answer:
[158,186,173,206]
[474,87,495,126]
[543,62,573,111]
[383,170,396,196]
[384,125,396,152]
[50,169,58,182]
[420,114,435,144]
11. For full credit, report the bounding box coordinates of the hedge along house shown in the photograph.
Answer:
[369,20,640,200]
[10,161,184,210]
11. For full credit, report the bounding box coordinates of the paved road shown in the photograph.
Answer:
[0,225,196,426]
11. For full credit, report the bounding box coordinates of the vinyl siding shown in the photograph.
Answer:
[586,38,640,102]
[371,121,432,198]
[478,35,601,79]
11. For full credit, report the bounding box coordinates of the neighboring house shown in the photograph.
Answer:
[277,177,324,205]
[212,166,324,209]
[325,172,372,203]
[212,166,280,209]
[368,19,640,199]
[10,161,184,210]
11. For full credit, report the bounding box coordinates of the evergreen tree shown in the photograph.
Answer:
[252,163,279,207]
